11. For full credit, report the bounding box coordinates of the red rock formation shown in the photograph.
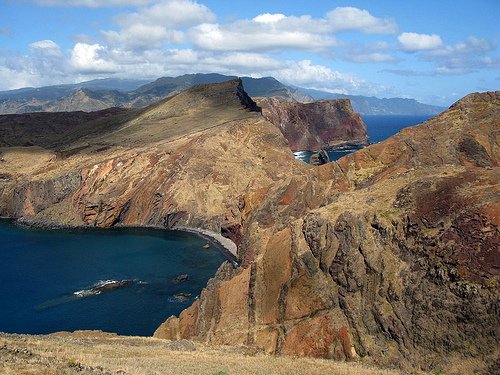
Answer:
[1,85,498,374]
[257,97,369,151]
[154,91,500,374]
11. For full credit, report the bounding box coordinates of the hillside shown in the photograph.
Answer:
[0,332,400,375]
[154,91,499,374]
[257,97,369,151]
[0,85,498,375]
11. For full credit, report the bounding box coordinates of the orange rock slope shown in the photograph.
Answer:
[0,83,498,374]
[154,91,499,374]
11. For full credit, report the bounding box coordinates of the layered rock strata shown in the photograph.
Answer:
[0,84,498,374]
[155,92,500,374]
[257,97,369,151]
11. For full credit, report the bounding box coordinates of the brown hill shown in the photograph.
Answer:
[0,86,498,375]
[257,97,369,151]
[155,91,499,374]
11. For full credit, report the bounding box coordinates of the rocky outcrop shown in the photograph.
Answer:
[0,79,303,232]
[309,149,330,165]
[1,84,498,374]
[257,97,369,151]
[154,91,500,374]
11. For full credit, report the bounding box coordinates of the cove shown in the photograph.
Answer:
[294,115,433,163]
[0,219,227,336]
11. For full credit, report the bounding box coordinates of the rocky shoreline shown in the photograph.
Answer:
[3,216,238,263]
[176,226,238,263]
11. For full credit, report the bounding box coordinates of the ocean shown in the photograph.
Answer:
[294,115,433,163]
[0,220,226,336]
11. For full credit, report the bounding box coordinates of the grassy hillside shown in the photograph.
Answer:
[0,332,402,375]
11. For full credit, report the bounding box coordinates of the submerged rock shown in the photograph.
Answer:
[172,293,192,302]
[173,274,190,284]
[74,280,134,298]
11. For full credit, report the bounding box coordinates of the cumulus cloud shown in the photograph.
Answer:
[426,36,495,58]
[91,5,397,53]
[253,13,286,24]
[344,41,397,63]
[114,0,215,28]
[70,43,118,73]
[327,7,397,34]
[390,35,499,76]
[188,7,396,52]
[398,32,443,51]
[0,41,70,89]
[190,23,336,52]
[103,0,214,50]
[30,39,63,57]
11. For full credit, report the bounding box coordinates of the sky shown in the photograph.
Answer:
[0,0,498,105]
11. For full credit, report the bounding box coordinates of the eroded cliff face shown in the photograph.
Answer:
[0,85,498,374]
[257,97,369,151]
[154,91,500,374]
[0,79,305,232]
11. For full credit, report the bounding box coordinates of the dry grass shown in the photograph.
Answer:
[0,331,403,375]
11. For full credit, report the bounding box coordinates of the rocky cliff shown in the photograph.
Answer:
[0,79,304,232]
[0,85,498,374]
[154,91,500,374]
[257,97,369,151]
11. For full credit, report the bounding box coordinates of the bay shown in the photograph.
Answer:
[294,114,433,163]
[0,220,227,336]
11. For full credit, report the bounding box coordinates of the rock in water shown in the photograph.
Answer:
[172,293,192,302]
[173,274,189,283]
[309,149,330,165]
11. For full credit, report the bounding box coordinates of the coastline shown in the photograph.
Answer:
[3,216,238,264]
[175,226,238,264]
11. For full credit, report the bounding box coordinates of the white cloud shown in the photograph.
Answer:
[398,32,443,51]
[103,0,214,50]
[426,36,495,57]
[114,0,215,28]
[70,43,118,73]
[190,23,336,52]
[103,25,184,50]
[267,59,391,96]
[29,39,63,58]
[327,7,397,34]
[188,7,396,52]
[344,41,397,63]
[253,13,286,24]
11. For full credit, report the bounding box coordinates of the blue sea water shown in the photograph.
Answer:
[0,220,227,336]
[294,115,433,163]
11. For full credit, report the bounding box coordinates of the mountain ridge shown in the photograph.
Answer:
[296,87,446,115]
[0,73,445,116]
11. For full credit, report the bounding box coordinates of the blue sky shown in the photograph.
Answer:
[0,0,498,105]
